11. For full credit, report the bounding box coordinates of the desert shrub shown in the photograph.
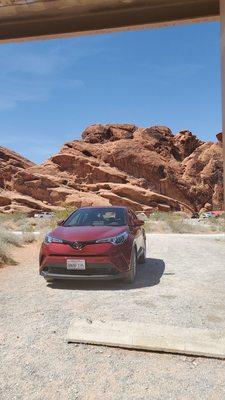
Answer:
[9,212,27,222]
[0,239,16,266]
[0,212,30,231]
[145,212,184,233]
[22,232,36,244]
[215,238,225,243]
[144,211,225,234]
[149,211,181,223]
[144,220,170,233]
[49,206,76,229]
[18,219,36,233]
[166,220,200,234]
[0,230,22,247]
[54,206,76,222]
[0,214,9,224]
[0,227,36,266]
[207,216,225,232]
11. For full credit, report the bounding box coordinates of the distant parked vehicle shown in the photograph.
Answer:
[211,211,224,218]
[202,212,214,219]
[39,206,146,284]
[34,212,54,219]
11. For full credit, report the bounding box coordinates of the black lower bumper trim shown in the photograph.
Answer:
[41,271,128,281]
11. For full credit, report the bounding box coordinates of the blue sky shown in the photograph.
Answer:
[0,21,221,164]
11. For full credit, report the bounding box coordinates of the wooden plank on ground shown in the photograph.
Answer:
[67,319,225,359]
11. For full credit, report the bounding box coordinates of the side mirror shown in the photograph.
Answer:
[133,219,144,227]
[57,219,64,226]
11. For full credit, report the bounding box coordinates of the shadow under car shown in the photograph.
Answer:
[46,257,165,291]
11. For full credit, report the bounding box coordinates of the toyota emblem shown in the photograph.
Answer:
[72,242,84,250]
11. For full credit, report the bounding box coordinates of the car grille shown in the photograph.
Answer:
[44,264,118,276]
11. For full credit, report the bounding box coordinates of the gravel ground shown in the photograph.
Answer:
[1,234,225,400]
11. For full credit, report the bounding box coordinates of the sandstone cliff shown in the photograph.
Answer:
[0,125,223,214]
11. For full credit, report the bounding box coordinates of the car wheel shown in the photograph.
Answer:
[45,278,54,283]
[124,247,137,284]
[138,247,146,264]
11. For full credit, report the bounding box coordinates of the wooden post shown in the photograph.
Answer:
[220,0,225,209]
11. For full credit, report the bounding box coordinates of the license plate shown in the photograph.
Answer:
[67,259,86,270]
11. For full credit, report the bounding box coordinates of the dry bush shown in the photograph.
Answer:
[0,212,29,231]
[166,220,200,234]
[0,230,22,266]
[0,239,16,266]
[207,216,225,232]
[0,228,37,266]
[145,212,190,233]
[144,220,170,233]
[149,211,181,223]
[215,238,225,243]
[144,212,224,234]
[0,230,22,247]
[48,206,76,229]
[22,232,36,244]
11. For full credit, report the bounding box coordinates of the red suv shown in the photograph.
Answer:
[39,206,146,283]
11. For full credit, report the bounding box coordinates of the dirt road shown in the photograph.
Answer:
[1,234,225,400]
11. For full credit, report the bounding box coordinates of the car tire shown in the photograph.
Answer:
[124,247,137,284]
[138,247,146,264]
[45,278,54,283]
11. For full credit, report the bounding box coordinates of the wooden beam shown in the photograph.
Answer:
[67,319,225,359]
[0,0,220,42]
[220,0,225,210]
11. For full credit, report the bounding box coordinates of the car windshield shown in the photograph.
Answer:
[64,208,127,227]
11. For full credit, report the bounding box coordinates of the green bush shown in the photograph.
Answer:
[49,206,76,229]
[54,206,76,221]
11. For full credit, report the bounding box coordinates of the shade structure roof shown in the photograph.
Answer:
[0,0,220,42]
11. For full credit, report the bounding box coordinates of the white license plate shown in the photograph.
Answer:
[67,259,86,270]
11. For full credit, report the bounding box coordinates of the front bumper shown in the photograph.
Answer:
[41,268,129,281]
[39,241,132,281]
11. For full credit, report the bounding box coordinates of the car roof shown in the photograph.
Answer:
[77,206,128,210]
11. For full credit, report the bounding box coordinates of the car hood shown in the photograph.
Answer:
[51,225,128,242]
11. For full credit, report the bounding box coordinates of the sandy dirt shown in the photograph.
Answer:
[0,234,225,400]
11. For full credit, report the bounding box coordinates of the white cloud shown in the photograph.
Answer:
[0,77,50,110]
[0,75,84,110]
[0,48,66,76]
[0,41,88,110]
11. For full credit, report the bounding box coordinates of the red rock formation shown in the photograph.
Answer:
[0,146,34,190]
[216,132,223,142]
[0,125,223,214]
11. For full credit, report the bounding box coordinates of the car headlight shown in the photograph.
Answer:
[96,231,129,245]
[44,234,63,244]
